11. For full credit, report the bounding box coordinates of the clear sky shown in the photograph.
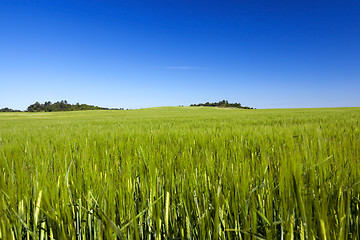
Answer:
[1,0,359,110]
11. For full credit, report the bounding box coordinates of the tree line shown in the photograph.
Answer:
[0,107,22,112]
[190,100,253,109]
[1,100,124,112]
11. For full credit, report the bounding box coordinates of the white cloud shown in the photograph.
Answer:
[150,66,207,70]
[164,66,200,70]
[149,66,209,71]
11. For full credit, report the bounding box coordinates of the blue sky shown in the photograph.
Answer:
[1,0,359,110]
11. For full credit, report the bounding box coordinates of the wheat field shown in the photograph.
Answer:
[1,107,359,239]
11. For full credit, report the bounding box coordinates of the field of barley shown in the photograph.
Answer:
[0,107,359,239]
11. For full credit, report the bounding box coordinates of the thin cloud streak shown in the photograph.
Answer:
[150,66,207,70]
[164,66,200,70]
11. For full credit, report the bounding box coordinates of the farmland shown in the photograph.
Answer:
[0,107,360,239]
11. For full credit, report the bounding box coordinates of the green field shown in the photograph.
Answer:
[1,107,360,239]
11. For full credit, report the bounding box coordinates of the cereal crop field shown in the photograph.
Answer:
[1,107,359,239]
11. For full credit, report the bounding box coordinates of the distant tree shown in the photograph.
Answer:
[25,100,123,112]
[190,100,252,109]
[0,107,21,112]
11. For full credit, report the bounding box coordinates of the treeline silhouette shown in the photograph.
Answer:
[190,100,253,109]
[27,100,124,112]
[0,100,123,112]
[0,107,21,112]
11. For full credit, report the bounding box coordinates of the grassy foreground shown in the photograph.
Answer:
[0,107,360,239]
